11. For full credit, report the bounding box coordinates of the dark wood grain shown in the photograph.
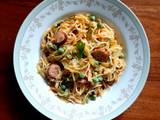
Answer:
[0,0,159,120]
[115,0,160,119]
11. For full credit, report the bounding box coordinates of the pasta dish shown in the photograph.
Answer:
[37,13,126,104]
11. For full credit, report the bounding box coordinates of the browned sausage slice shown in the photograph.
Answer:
[48,64,62,79]
[54,31,67,44]
[91,48,110,62]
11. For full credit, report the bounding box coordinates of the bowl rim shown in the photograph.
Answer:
[13,0,150,120]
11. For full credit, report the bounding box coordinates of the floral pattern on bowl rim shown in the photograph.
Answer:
[13,0,150,120]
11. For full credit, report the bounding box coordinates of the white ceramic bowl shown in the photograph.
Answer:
[13,0,150,120]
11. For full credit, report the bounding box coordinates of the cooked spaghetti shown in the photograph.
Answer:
[37,13,126,104]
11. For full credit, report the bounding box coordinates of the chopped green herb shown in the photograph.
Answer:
[58,89,69,97]
[79,73,86,78]
[76,41,85,58]
[72,49,77,54]
[57,47,65,55]
[92,76,104,83]
[92,60,100,67]
[97,76,103,81]
[97,23,102,29]
[66,54,72,59]
[66,78,70,81]
[61,79,74,90]
[46,42,57,50]
[89,95,96,101]
[90,15,96,21]
[60,84,66,91]
[53,44,58,50]
[92,77,99,83]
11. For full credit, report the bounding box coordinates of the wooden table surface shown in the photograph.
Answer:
[0,0,159,120]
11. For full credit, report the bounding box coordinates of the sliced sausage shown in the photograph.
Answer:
[48,64,62,80]
[91,48,110,62]
[53,31,67,44]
